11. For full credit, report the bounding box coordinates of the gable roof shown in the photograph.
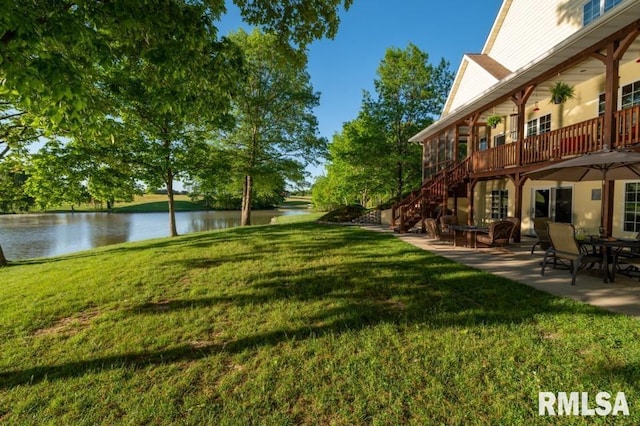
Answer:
[411,0,640,142]
[442,54,511,115]
[466,54,511,80]
[440,1,513,116]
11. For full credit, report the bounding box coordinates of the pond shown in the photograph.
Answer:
[0,209,309,261]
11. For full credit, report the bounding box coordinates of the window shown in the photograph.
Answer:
[494,134,506,146]
[527,119,538,137]
[621,81,640,109]
[583,0,622,26]
[479,136,488,151]
[624,182,640,232]
[539,114,551,134]
[583,0,600,25]
[490,190,508,220]
[604,0,622,12]
[526,114,551,137]
[598,93,606,116]
[509,114,518,141]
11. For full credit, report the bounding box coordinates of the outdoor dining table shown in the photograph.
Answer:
[579,236,640,283]
[449,225,490,249]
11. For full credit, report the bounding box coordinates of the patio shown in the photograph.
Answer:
[366,225,640,318]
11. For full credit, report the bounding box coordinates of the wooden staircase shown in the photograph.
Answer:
[392,157,471,233]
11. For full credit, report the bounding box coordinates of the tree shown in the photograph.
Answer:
[24,132,144,211]
[1,1,353,134]
[24,141,91,210]
[0,152,34,213]
[215,29,325,226]
[0,101,40,265]
[314,44,453,210]
[102,18,243,236]
[364,44,453,199]
[321,113,393,207]
[0,0,353,261]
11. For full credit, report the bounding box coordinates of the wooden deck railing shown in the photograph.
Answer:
[472,143,517,172]
[616,105,640,148]
[393,108,640,231]
[448,156,472,183]
[521,115,604,166]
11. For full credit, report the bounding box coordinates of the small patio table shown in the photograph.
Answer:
[449,225,489,249]
[580,236,640,283]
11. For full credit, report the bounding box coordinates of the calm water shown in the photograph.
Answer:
[0,209,308,261]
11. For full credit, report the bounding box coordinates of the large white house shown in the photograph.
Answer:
[394,0,640,239]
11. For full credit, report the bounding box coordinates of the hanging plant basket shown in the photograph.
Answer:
[549,81,575,104]
[486,114,502,128]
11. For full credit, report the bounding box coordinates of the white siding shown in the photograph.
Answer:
[447,57,500,113]
[485,1,582,72]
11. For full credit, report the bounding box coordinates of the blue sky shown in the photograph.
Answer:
[219,1,504,181]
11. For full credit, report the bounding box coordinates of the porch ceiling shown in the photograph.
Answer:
[411,1,640,141]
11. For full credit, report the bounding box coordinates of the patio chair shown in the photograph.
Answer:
[476,220,514,248]
[439,215,458,242]
[424,218,448,243]
[611,233,640,280]
[530,217,552,255]
[541,222,603,286]
[504,216,521,242]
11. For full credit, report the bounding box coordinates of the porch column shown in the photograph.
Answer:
[603,40,620,150]
[454,125,460,164]
[603,181,615,237]
[508,172,525,242]
[511,85,535,166]
[467,179,477,226]
[592,30,637,236]
[421,139,427,182]
[466,113,480,154]
[592,29,638,149]
[442,157,448,216]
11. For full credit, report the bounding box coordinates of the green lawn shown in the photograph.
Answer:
[1,217,639,424]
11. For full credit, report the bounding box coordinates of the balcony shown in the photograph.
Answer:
[470,106,640,174]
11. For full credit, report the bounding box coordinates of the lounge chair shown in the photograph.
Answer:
[439,215,458,242]
[504,216,521,243]
[541,222,602,286]
[424,218,449,243]
[530,217,552,255]
[476,220,514,247]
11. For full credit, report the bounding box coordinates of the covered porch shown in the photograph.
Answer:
[394,7,640,236]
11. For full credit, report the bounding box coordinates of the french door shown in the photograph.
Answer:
[531,186,573,224]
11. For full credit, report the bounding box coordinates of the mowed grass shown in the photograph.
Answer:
[45,194,207,213]
[1,218,640,424]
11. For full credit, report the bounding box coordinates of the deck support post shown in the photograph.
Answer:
[511,85,535,167]
[467,179,477,226]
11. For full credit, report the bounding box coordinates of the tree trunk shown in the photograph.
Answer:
[396,161,404,199]
[241,174,253,226]
[166,169,178,237]
[0,244,7,266]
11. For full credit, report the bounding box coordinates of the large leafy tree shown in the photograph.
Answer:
[315,44,453,209]
[25,134,143,211]
[0,152,34,213]
[314,113,390,209]
[0,1,353,263]
[24,141,91,209]
[102,20,243,236]
[1,1,353,132]
[364,43,453,199]
[213,29,325,226]
[0,102,41,265]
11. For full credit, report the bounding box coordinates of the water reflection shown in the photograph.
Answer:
[0,209,307,261]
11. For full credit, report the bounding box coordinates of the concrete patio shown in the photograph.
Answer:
[364,225,640,318]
